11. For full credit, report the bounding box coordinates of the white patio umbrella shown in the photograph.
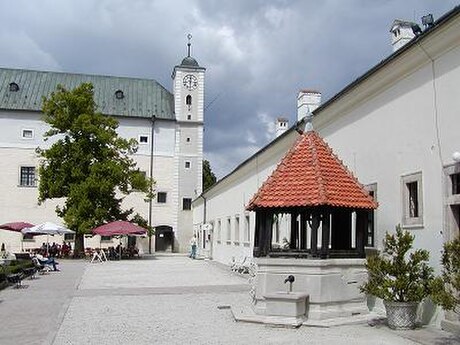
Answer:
[21,222,74,235]
[22,222,75,255]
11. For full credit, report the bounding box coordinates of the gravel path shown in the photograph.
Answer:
[1,256,457,344]
[54,292,423,345]
[52,257,428,345]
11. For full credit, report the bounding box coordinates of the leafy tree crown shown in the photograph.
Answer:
[37,83,154,235]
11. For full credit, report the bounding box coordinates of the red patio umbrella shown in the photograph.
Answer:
[0,222,35,252]
[0,222,35,232]
[92,221,146,260]
[92,221,147,236]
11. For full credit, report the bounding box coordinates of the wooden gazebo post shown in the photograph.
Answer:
[289,210,298,249]
[310,210,319,257]
[320,209,330,259]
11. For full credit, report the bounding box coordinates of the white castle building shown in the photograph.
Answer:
[0,41,205,254]
[193,6,460,328]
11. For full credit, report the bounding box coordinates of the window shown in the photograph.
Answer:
[183,198,192,210]
[226,217,231,243]
[139,135,149,144]
[216,219,222,243]
[20,166,36,187]
[185,161,191,169]
[444,164,460,241]
[157,192,167,203]
[23,233,35,241]
[451,173,460,195]
[402,172,423,227]
[101,236,112,241]
[115,90,124,99]
[234,216,240,244]
[64,233,75,241]
[187,114,192,120]
[407,182,419,217]
[22,129,34,139]
[244,215,250,242]
[186,95,192,111]
[9,82,19,92]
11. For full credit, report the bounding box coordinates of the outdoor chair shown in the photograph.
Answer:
[22,267,37,279]
[6,273,24,288]
[230,256,249,274]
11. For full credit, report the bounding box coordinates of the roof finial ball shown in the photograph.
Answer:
[179,34,200,67]
[187,33,192,57]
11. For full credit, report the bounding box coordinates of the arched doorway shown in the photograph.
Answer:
[155,226,174,252]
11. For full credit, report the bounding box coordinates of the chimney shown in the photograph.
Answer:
[390,19,421,52]
[297,90,321,122]
[276,117,289,138]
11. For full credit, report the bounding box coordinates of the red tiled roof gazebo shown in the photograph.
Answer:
[247,130,377,259]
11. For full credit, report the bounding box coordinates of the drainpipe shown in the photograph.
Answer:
[202,195,207,224]
[198,194,210,257]
[148,115,156,254]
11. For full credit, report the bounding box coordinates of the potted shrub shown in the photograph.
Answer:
[430,236,460,317]
[360,225,434,329]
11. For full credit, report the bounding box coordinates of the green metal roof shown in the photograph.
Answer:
[0,68,175,120]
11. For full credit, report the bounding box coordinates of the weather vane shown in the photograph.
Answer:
[187,33,192,57]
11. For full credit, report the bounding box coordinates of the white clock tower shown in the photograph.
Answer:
[171,34,206,251]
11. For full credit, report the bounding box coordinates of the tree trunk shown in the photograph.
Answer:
[73,233,85,258]
[149,234,152,254]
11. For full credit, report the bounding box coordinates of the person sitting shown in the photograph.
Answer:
[49,242,59,257]
[34,253,60,271]
[127,245,138,258]
[40,242,47,256]
[61,242,71,258]
[108,247,119,260]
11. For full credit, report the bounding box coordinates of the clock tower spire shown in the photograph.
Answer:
[187,33,192,57]
[172,34,206,122]
[171,35,206,252]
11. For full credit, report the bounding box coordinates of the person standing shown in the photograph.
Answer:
[189,235,197,259]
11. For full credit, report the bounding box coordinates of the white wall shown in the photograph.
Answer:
[194,13,460,271]
[314,34,460,270]
[0,111,178,253]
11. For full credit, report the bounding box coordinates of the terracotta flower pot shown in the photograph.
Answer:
[384,300,419,330]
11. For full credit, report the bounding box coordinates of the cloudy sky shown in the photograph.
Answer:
[0,0,458,178]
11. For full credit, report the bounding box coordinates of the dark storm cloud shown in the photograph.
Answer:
[0,0,458,177]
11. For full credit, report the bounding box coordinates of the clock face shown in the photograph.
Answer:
[183,74,198,90]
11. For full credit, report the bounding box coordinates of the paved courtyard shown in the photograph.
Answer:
[0,256,458,345]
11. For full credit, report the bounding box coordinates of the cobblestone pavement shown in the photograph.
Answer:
[0,256,458,345]
[0,260,86,345]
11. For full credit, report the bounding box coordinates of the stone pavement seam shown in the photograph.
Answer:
[43,262,88,345]
[74,283,250,297]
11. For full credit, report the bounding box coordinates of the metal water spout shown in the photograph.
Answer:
[284,275,295,293]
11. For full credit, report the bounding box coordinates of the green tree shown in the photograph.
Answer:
[203,159,217,191]
[131,213,155,254]
[37,83,154,256]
